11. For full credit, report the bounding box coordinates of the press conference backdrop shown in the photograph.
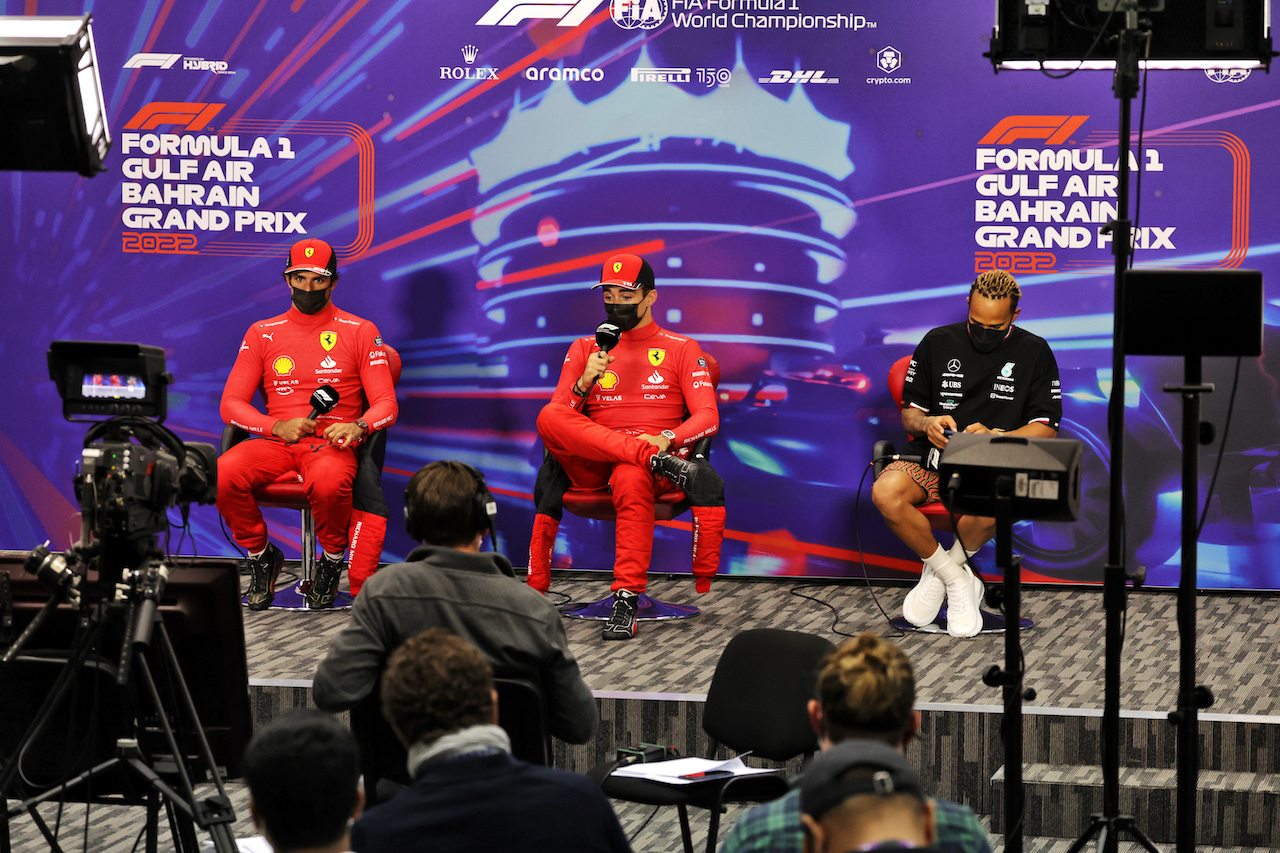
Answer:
[2,0,1277,589]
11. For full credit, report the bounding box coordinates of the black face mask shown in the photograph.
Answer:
[968,321,1010,354]
[291,286,331,315]
[604,299,647,332]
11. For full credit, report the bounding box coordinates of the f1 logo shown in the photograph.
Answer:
[123,102,226,131]
[979,116,1089,145]
[476,0,606,26]
[123,53,181,69]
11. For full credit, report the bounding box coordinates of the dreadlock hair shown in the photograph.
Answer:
[970,270,1021,312]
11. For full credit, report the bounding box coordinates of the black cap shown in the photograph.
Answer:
[800,740,924,819]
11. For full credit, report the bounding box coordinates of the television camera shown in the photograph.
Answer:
[1,341,237,853]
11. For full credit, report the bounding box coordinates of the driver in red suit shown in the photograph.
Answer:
[218,238,398,611]
[530,253,724,640]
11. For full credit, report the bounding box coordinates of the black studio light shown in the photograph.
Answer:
[0,14,111,177]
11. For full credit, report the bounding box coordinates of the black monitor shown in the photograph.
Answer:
[47,340,172,422]
[0,555,252,790]
[1123,268,1263,357]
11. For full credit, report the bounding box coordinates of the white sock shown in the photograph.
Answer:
[948,539,970,567]
[248,546,267,560]
[324,550,345,562]
[922,544,965,584]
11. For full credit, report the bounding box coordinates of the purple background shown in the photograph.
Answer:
[3,0,1278,589]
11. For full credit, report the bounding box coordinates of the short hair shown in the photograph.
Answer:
[381,628,495,747]
[970,270,1021,311]
[404,461,484,547]
[816,632,915,746]
[241,709,360,851]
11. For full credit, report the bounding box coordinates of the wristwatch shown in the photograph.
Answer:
[355,418,369,436]
[660,429,676,443]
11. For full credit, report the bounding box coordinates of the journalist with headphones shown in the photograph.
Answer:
[313,461,597,745]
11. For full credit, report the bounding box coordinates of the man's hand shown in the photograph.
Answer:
[637,432,672,453]
[925,415,958,449]
[322,422,366,448]
[577,350,615,392]
[272,417,316,443]
[964,422,996,435]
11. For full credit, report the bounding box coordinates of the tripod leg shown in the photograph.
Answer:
[1064,814,1104,853]
[1119,818,1164,853]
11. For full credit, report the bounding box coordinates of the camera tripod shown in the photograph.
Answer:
[0,538,237,853]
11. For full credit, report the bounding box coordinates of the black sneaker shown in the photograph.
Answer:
[306,552,343,609]
[246,544,284,611]
[650,452,699,492]
[603,589,639,641]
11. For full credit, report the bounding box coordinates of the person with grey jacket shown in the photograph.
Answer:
[312,460,597,744]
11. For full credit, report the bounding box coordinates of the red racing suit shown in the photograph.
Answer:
[217,301,397,556]
[530,322,723,593]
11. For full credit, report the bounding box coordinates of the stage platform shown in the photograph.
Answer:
[242,569,1280,849]
[6,565,1280,852]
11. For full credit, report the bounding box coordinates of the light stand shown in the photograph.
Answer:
[1066,16,1160,853]
[938,434,1082,853]
[987,2,1272,848]
[1121,267,1263,853]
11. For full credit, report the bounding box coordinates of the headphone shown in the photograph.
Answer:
[404,461,499,551]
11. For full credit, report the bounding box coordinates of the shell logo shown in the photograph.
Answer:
[598,370,620,390]
[272,355,295,376]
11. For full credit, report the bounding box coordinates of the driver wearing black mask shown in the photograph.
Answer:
[218,238,398,611]
[871,270,1061,638]
[528,252,723,641]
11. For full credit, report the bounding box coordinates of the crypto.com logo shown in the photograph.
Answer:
[876,46,902,74]
[476,0,606,26]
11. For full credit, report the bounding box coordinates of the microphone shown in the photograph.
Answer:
[286,387,340,445]
[581,323,622,397]
[595,322,621,352]
[307,386,340,420]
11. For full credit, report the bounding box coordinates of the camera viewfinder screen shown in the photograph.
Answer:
[81,372,146,400]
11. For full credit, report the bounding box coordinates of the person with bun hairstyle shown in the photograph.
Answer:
[720,632,991,853]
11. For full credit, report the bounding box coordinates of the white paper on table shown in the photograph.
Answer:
[610,754,779,785]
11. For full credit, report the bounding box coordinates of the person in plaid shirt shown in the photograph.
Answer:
[719,632,991,853]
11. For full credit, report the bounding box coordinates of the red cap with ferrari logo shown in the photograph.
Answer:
[594,253,654,291]
[284,238,338,278]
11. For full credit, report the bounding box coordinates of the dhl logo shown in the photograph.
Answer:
[979,115,1088,146]
[123,102,226,131]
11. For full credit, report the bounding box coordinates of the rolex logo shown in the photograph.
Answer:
[462,45,479,64]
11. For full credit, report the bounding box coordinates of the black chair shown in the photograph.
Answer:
[349,673,553,807]
[599,628,837,853]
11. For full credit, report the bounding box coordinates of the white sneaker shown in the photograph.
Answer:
[903,563,946,627]
[944,567,985,638]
